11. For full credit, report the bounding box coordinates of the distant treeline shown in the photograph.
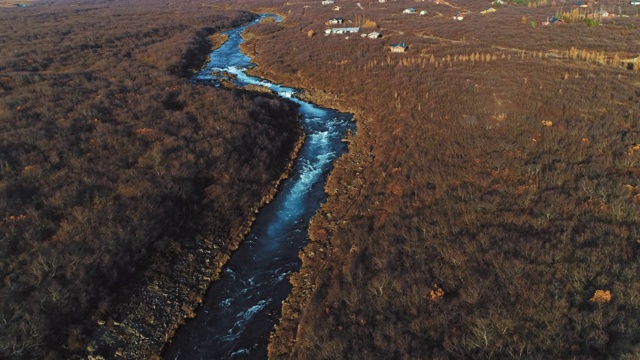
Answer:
[0,1,302,358]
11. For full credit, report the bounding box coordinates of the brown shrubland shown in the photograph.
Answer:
[0,1,302,358]
[3,0,640,358]
[237,0,640,358]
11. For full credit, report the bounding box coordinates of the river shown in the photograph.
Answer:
[163,14,354,360]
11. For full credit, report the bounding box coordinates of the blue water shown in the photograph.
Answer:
[163,15,354,360]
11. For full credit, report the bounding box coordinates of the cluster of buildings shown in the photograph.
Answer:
[321,1,414,52]
[323,17,382,39]
[323,17,407,51]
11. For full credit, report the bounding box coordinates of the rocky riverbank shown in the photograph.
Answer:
[86,128,305,360]
[239,59,375,360]
[271,89,372,360]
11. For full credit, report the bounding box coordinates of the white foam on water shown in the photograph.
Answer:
[272,267,291,282]
[238,299,270,322]
[230,348,252,358]
[231,70,271,87]
[312,149,339,171]
[288,159,322,199]
[309,130,331,148]
[218,65,240,77]
[224,268,236,280]
[222,299,271,342]
[298,102,327,119]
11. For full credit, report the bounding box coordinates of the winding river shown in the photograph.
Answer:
[163,15,354,359]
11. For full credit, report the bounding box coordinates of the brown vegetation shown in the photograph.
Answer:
[225,0,640,358]
[0,1,303,359]
[4,0,640,358]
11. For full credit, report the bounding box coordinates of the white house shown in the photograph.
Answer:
[322,0,334,5]
[325,27,360,35]
[403,8,416,14]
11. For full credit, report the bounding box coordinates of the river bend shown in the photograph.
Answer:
[163,14,354,360]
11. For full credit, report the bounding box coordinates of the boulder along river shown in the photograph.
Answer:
[163,14,354,360]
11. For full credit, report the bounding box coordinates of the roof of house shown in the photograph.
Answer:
[326,27,360,34]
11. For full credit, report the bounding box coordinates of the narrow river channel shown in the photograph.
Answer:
[163,14,354,360]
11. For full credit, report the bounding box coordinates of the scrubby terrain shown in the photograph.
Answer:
[0,1,302,358]
[235,0,640,358]
[3,0,640,358]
